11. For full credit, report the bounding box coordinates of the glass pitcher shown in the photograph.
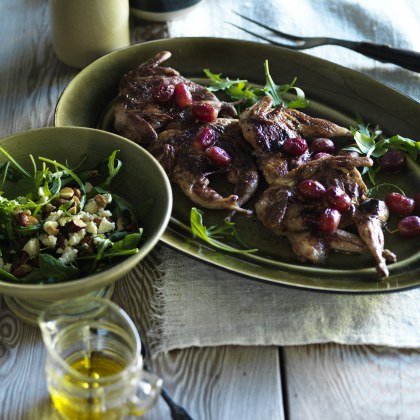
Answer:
[38,296,162,419]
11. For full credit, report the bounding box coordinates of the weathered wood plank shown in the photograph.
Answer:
[283,344,420,420]
[114,268,285,420]
[0,297,55,420]
[0,279,283,420]
[0,1,284,419]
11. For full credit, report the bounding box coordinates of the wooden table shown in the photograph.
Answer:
[1,1,420,419]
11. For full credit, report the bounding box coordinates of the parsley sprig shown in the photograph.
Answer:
[204,60,309,110]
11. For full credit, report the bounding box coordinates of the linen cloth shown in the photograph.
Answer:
[131,0,420,357]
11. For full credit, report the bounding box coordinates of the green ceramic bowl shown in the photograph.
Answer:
[0,127,172,317]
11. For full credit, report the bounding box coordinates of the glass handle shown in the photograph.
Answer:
[129,371,163,416]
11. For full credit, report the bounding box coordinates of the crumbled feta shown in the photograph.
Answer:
[79,211,94,222]
[58,216,73,226]
[97,218,115,234]
[43,220,59,234]
[85,182,93,193]
[23,238,40,257]
[46,210,64,222]
[83,199,99,214]
[58,246,78,265]
[40,234,58,248]
[85,220,98,235]
[98,210,112,218]
[68,230,86,246]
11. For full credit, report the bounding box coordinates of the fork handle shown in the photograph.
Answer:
[351,41,420,72]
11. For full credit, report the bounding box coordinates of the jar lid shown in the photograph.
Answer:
[130,0,203,21]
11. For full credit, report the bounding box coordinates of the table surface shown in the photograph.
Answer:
[1,1,420,419]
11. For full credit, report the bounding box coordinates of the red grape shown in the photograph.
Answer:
[174,82,193,108]
[311,138,335,154]
[385,192,415,217]
[192,101,219,122]
[192,127,216,151]
[379,150,407,172]
[297,179,326,200]
[282,137,308,157]
[414,192,420,214]
[312,152,331,160]
[398,216,420,237]
[318,208,341,233]
[326,186,352,213]
[152,82,175,103]
[206,146,231,167]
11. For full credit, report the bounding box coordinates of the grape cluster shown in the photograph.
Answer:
[153,82,231,167]
[286,137,419,239]
[296,179,352,234]
[375,151,420,236]
[385,192,420,237]
[153,81,219,122]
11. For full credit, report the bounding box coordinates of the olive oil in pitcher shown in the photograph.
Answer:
[38,297,162,419]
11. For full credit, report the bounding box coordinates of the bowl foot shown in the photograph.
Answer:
[4,284,115,326]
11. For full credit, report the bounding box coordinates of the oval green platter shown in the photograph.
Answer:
[55,37,420,292]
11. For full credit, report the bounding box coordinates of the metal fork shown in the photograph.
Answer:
[231,12,420,73]
[140,336,194,420]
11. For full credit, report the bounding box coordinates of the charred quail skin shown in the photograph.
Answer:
[148,119,258,214]
[238,95,352,184]
[114,51,236,145]
[255,155,396,277]
[114,52,403,279]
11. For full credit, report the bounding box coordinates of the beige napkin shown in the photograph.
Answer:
[119,246,420,357]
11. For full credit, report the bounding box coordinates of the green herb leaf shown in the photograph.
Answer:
[263,61,309,108]
[107,230,142,254]
[190,208,257,253]
[203,69,248,92]
[203,62,309,110]
[39,253,80,281]
[345,113,420,184]
[0,147,31,178]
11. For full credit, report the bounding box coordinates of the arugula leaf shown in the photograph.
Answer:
[107,231,142,253]
[101,150,122,190]
[263,61,309,108]
[190,208,257,253]
[203,69,248,92]
[0,266,18,282]
[0,147,31,178]
[344,113,420,184]
[203,62,309,110]
[39,253,80,281]
[0,149,144,284]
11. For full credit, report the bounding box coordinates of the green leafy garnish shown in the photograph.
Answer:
[344,113,420,184]
[0,150,145,284]
[263,61,309,109]
[203,60,308,110]
[39,253,80,282]
[190,208,257,253]
[367,182,406,198]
